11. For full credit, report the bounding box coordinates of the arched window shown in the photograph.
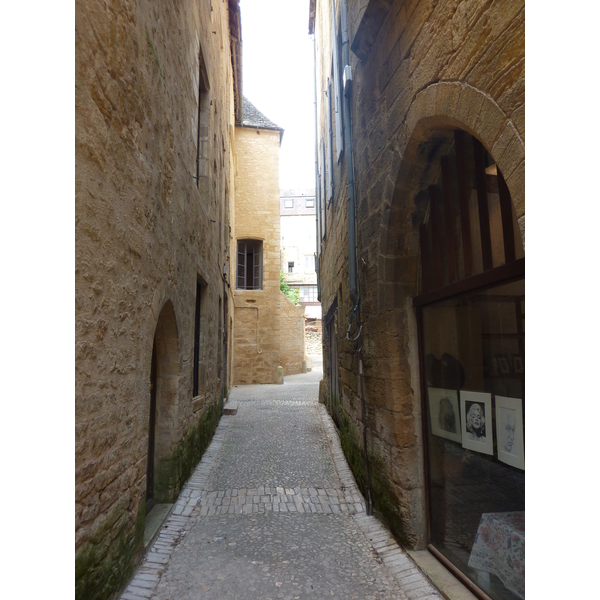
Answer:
[415,130,525,600]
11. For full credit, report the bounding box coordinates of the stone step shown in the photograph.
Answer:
[223,400,238,415]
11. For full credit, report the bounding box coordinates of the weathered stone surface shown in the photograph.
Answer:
[76,0,239,597]
[233,126,283,385]
[313,0,524,549]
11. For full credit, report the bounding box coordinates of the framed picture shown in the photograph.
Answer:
[495,395,525,470]
[460,391,494,455]
[513,355,524,374]
[497,356,511,375]
[428,388,462,443]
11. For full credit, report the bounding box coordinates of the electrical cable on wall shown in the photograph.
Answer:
[346,297,372,516]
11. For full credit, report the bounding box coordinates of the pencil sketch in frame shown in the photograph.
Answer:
[495,395,525,470]
[428,388,462,443]
[460,391,493,455]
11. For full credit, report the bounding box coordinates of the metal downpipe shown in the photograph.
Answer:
[340,0,372,516]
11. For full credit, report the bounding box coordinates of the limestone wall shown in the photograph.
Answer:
[279,293,307,376]
[75,0,238,596]
[232,126,282,384]
[313,0,524,549]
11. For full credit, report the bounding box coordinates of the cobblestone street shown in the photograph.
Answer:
[120,358,442,600]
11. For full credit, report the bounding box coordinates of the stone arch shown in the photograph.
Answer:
[148,299,181,504]
[381,81,525,285]
[141,280,184,506]
[370,84,525,547]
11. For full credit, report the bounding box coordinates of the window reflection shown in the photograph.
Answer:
[423,278,525,600]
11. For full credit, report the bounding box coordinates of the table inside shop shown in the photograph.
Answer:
[468,511,525,599]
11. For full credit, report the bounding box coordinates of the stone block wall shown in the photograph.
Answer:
[279,293,307,375]
[75,1,239,597]
[232,126,282,384]
[312,0,524,549]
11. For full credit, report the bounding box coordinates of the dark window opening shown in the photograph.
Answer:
[192,280,202,397]
[237,240,263,290]
[195,46,210,191]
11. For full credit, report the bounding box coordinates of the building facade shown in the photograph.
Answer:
[310,1,525,598]
[232,98,307,384]
[75,1,241,598]
[280,188,322,320]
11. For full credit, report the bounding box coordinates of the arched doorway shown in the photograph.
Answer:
[146,300,180,511]
[146,340,158,512]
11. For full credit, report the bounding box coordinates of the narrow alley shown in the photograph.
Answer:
[119,357,441,600]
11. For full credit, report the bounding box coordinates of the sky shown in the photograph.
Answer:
[240,0,315,192]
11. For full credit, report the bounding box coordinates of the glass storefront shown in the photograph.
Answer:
[422,278,524,600]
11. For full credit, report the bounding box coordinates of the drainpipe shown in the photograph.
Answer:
[340,0,372,516]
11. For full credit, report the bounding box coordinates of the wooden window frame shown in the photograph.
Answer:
[236,240,263,290]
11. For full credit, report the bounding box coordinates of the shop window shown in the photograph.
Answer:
[237,240,262,290]
[415,129,524,600]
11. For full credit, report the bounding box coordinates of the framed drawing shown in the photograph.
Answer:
[495,395,525,470]
[428,388,461,443]
[460,391,494,455]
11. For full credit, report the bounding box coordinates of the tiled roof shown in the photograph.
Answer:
[241,97,283,132]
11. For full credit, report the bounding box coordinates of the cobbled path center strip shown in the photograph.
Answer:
[120,367,442,600]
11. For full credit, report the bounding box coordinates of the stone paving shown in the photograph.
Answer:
[120,358,442,600]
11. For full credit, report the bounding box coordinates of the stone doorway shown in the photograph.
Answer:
[327,310,339,427]
[146,340,158,514]
[146,301,181,506]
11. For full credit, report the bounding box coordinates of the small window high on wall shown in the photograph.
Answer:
[237,240,263,290]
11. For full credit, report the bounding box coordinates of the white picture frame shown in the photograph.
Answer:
[460,391,494,455]
[428,388,462,443]
[495,395,525,470]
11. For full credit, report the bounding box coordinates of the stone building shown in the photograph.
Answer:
[280,188,322,320]
[75,1,241,598]
[232,98,307,384]
[310,1,525,599]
